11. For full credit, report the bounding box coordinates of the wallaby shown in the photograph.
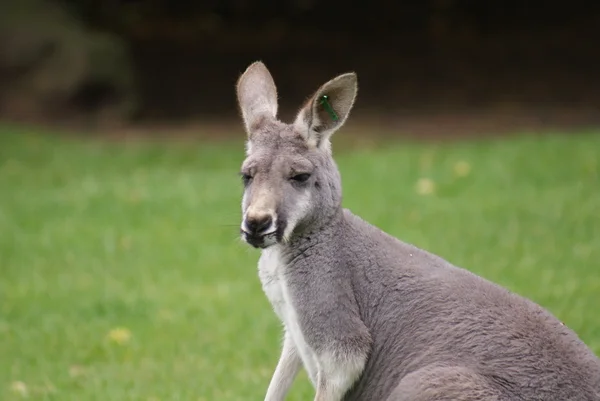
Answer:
[235,61,600,401]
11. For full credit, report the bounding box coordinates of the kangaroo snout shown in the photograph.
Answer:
[241,209,278,249]
[243,213,274,235]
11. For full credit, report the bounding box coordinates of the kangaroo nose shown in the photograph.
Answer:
[245,214,273,235]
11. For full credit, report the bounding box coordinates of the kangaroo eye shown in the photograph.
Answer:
[290,173,311,183]
[241,173,253,185]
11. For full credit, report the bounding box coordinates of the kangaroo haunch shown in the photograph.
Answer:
[236,61,600,401]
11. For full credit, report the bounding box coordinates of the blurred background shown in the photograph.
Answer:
[1,0,600,136]
[1,2,599,400]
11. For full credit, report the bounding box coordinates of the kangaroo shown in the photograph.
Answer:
[235,61,600,401]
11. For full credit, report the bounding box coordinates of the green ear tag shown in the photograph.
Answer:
[319,95,339,122]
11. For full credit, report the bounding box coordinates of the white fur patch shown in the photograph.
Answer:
[259,246,319,384]
[282,192,311,243]
[241,191,248,214]
[315,350,367,400]
[259,248,367,400]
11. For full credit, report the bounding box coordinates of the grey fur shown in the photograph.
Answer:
[235,61,600,401]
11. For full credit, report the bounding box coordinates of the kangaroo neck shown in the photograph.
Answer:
[283,206,345,258]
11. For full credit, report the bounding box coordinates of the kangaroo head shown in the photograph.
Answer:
[236,61,358,248]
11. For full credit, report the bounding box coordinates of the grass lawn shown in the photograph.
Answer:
[1,127,599,400]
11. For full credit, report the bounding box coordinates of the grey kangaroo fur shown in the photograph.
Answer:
[235,61,600,401]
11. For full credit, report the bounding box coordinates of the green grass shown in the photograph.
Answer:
[0,127,599,400]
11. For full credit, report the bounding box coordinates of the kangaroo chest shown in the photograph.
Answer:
[258,247,319,383]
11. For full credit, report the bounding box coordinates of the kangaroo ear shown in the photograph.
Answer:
[293,72,358,150]
[236,61,278,136]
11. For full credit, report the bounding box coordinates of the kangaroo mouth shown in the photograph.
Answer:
[241,229,278,249]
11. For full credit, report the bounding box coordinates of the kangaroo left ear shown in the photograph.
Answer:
[293,72,358,150]
[236,61,279,137]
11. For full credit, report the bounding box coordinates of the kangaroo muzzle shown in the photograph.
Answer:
[241,188,278,248]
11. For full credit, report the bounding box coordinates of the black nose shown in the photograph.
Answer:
[245,215,273,235]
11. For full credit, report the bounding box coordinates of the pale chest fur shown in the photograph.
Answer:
[258,246,319,382]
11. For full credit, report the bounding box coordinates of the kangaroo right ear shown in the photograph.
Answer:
[236,61,278,136]
[293,72,358,150]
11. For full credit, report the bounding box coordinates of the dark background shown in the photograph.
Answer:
[2,0,600,136]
